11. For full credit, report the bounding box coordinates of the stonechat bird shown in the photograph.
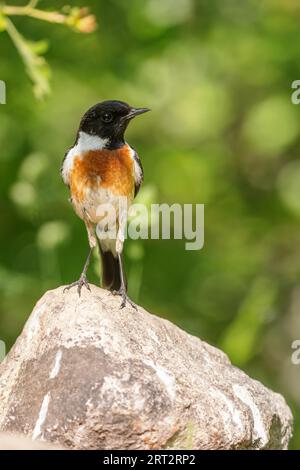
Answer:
[61,100,150,308]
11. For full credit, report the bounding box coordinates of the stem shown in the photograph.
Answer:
[5,17,50,98]
[5,17,30,59]
[2,5,66,25]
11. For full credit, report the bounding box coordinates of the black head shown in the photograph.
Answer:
[79,100,150,148]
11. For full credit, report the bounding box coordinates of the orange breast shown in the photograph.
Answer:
[70,145,134,203]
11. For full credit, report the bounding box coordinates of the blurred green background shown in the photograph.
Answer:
[1,0,300,449]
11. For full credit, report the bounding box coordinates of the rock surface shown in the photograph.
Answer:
[0,432,65,450]
[0,285,293,449]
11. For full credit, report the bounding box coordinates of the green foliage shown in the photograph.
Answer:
[5,18,50,98]
[1,0,300,449]
[0,12,7,32]
[0,1,96,97]
[221,278,277,365]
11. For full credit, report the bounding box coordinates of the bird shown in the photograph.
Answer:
[61,100,150,308]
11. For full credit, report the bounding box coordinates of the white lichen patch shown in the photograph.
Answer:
[210,388,244,439]
[144,359,176,400]
[49,350,63,379]
[32,392,51,440]
[233,384,268,446]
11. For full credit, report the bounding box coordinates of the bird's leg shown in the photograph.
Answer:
[64,247,93,296]
[117,253,137,310]
[113,204,137,309]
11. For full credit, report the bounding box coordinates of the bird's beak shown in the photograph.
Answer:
[125,107,151,120]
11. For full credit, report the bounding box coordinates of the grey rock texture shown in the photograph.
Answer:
[0,285,293,449]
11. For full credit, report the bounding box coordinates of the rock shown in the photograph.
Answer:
[0,432,65,450]
[0,285,293,450]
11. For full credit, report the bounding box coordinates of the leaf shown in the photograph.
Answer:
[5,18,50,99]
[27,39,49,55]
[0,12,7,32]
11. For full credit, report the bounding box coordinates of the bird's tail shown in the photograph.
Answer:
[98,242,125,292]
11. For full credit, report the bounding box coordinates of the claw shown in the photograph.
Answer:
[63,274,91,297]
[110,287,137,309]
[119,288,138,310]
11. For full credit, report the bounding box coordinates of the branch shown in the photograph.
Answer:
[2,5,66,25]
[5,17,50,99]
[1,3,97,33]
[0,2,97,98]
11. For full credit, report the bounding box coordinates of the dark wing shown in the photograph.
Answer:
[132,149,144,197]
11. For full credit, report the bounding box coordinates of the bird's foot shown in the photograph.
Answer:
[121,291,138,310]
[63,274,91,297]
[112,287,137,310]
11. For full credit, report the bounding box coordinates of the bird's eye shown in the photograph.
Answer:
[102,112,113,123]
